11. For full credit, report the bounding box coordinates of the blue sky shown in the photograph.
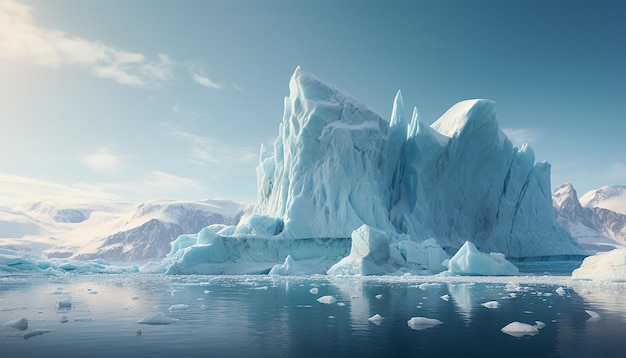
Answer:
[0,0,624,206]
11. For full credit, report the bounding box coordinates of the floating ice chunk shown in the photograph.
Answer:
[440,294,449,301]
[309,287,319,295]
[534,321,546,329]
[555,287,566,296]
[418,283,440,290]
[327,225,395,275]
[168,304,188,311]
[407,317,443,330]
[375,294,384,300]
[446,241,519,276]
[59,316,69,323]
[585,310,600,320]
[368,314,384,325]
[4,317,28,331]
[506,282,521,292]
[337,302,345,307]
[23,329,52,340]
[56,294,72,309]
[317,295,337,305]
[501,321,539,337]
[481,301,500,309]
[137,312,177,325]
[572,249,626,281]
[269,255,312,275]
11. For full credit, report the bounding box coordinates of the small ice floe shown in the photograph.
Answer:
[501,321,545,337]
[137,312,178,325]
[506,282,521,292]
[309,287,319,295]
[585,310,601,320]
[204,290,210,294]
[337,302,346,307]
[59,316,69,323]
[440,294,450,301]
[368,314,384,325]
[555,287,566,296]
[74,317,92,322]
[56,294,72,309]
[375,294,384,300]
[407,317,443,331]
[524,311,533,314]
[418,283,440,290]
[481,301,500,309]
[4,317,28,331]
[317,295,337,305]
[168,304,189,311]
[23,329,53,340]
[253,286,268,290]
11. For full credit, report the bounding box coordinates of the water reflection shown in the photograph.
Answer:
[570,281,626,321]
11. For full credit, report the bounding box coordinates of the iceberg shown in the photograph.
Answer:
[445,241,519,276]
[572,248,626,281]
[152,66,581,276]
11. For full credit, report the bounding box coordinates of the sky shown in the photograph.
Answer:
[0,0,624,207]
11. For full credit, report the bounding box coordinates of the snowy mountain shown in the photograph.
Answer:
[0,199,247,262]
[553,183,626,252]
[254,67,580,258]
[580,184,626,215]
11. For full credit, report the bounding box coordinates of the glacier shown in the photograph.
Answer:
[152,66,581,276]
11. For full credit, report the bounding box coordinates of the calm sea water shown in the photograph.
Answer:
[1,270,625,358]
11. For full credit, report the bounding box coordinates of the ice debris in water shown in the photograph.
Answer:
[481,301,500,309]
[585,310,600,320]
[168,304,188,311]
[440,294,449,301]
[23,329,53,340]
[56,294,72,309]
[60,316,69,323]
[572,248,626,281]
[375,294,384,300]
[501,321,545,337]
[368,314,384,325]
[446,241,519,276]
[555,287,566,296]
[317,295,337,304]
[137,312,178,325]
[4,317,28,331]
[407,317,443,330]
[309,287,319,295]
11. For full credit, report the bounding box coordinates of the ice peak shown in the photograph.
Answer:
[431,99,496,138]
[390,90,406,128]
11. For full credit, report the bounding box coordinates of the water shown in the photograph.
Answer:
[1,272,625,358]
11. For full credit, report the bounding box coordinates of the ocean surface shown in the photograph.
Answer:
[1,265,625,357]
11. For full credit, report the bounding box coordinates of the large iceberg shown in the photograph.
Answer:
[572,248,626,281]
[153,66,581,275]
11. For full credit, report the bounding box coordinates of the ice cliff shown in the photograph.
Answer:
[154,66,581,275]
[255,67,580,258]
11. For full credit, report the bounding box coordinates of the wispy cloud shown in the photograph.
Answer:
[502,128,540,147]
[0,0,173,88]
[0,172,120,207]
[192,72,223,89]
[171,130,257,165]
[81,147,124,174]
[143,171,203,190]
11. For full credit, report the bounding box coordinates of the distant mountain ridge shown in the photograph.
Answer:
[553,183,626,252]
[0,199,248,262]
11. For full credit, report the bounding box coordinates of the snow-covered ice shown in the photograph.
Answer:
[572,248,626,281]
[445,241,519,276]
[407,317,443,330]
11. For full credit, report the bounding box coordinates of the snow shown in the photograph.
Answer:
[4,317,28,330]
[445,241,519,276]
[580,185,626,215]
[137,312,177,325]
[500,321,542,337]
[407,317,443,330]
[572,248,626,281]
[317,295,337,304]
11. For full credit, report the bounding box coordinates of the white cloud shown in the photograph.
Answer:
[0,0,173,88]
[192,73,223,89]
[501,128,540,147]
[171,130,257,165]
[0,172,120,207]
[82,148,124,174]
